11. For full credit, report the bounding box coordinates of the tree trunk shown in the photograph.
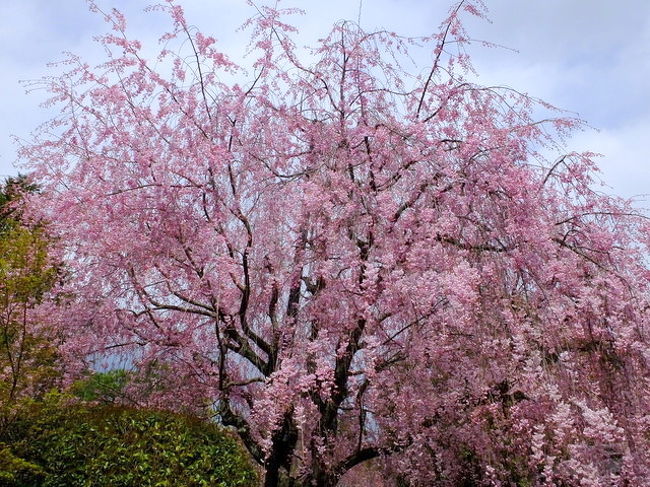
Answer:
[263,412,298,487]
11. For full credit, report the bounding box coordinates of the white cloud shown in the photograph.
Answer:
[570,119,650,200]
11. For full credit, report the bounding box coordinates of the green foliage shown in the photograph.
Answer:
[1,394,258,487]
[0,178,61,427]
[0,225,57,303]
[71,370,131,404]
[0,443,45,486]
[0,176,55,303]
[0,175,38,234]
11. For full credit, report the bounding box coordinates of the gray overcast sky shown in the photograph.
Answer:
[1,1,648,200]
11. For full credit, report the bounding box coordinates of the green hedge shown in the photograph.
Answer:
[0,395,258,487]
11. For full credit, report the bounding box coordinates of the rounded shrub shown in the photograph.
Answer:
[1,395,258,487]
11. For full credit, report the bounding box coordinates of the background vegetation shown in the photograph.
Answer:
[0,394,258,487]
